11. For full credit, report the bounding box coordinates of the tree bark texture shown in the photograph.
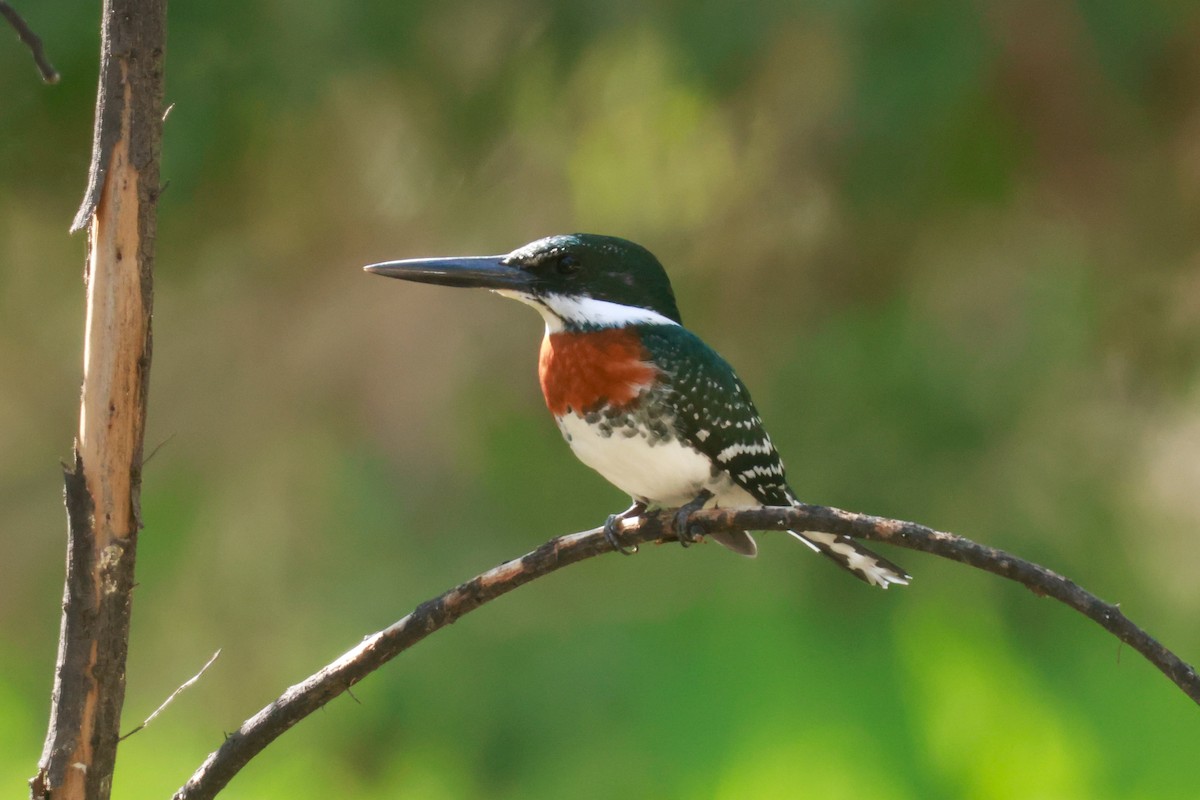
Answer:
[31,1,165,798]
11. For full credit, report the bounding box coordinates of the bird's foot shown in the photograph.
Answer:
[673,490,714,548]
[604,502,647,555]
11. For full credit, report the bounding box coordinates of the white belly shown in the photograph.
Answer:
[556,412,757,508]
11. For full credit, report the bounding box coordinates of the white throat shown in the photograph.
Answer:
[495,291,679,332]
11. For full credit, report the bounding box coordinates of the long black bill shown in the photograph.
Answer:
[363,255,533,291]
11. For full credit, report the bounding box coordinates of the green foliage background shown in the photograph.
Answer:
[4,1,1200,796]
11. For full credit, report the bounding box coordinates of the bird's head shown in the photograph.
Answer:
[364,233,682,331]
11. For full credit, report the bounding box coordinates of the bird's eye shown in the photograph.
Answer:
[556,255,581,276]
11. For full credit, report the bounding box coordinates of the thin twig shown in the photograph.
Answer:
[173,504,1199,800]
[0,1,59,83]
[143,432,176,466]
[120,650,221,741]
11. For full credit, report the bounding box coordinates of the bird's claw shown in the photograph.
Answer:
[673,489,714,548]
[604,513,639,555]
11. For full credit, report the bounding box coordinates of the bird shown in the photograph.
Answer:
[364,233,909,588]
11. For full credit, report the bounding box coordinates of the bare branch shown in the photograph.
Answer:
[173,503,1198,800]
[693,504,1200,704]
[0,1,59,83]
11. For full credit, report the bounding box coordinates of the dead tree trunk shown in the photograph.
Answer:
[30,1,166,798]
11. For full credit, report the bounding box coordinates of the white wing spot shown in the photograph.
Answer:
[716,440,775,462]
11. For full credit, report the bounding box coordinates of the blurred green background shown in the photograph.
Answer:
[4,0,1200,797]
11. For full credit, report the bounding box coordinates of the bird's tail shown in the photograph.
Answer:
[788,528,911,589]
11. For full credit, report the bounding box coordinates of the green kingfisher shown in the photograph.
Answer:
[365,233,909,588]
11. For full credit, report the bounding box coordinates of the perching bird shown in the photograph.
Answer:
[365,234,909,588]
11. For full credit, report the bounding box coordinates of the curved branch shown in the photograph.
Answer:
[173,504,1199,800]
[695,504,1200,704]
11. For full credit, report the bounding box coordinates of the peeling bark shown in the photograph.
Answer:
[32,1,165,798]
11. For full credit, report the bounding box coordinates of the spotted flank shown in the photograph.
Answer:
[787,529,911,588]
[628,324,908,587]
[532,321,910,586]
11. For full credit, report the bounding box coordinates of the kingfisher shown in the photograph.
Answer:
[365,234,909,588]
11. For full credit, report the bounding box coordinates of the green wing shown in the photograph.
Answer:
[637,324,793,507]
